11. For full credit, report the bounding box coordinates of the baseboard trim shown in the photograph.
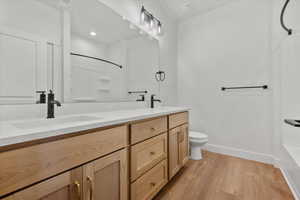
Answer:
[204,143,274,164]
[278,163,300,200]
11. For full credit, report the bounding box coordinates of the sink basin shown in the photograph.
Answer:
[13,116,102,129]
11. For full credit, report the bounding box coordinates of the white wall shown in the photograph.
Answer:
[178,0,273,162]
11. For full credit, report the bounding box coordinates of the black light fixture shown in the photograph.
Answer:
[140,6,163,35]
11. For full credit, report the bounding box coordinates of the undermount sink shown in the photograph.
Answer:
[13,116,102,129]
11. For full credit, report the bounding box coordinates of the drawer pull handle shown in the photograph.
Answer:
[87,176,94,200]
[150,151,156,155]
[74,181,81,198]
[150,127,156,131]
[150,182,156,187]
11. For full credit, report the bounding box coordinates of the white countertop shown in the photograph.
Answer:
[0,107,189,148]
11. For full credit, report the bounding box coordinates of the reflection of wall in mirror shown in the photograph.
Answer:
[0,0,62,104]
[70,34,159,103]
[127,37,159,96]
[70,34,128,102]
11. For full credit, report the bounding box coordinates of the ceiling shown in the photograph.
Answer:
[157,0,237,21]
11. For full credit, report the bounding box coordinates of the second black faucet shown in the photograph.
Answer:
[150,94,161,108]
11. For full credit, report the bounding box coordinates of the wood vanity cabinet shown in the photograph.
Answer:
[3,149,128,200]
[168,113,189,180]
[129,117,169,200]
[0,111,189,200]
[129,112,189,200]
[3,168,83,200]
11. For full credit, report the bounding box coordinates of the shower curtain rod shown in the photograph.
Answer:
[70,53,123,69]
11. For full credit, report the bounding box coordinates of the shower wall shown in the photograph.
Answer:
[272,0,300,197]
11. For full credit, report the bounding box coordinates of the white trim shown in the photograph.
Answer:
[204,143,274,164]
[277,162,300,200]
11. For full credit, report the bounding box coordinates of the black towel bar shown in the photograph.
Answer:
[221,85,268,91]
[128,90,148,94]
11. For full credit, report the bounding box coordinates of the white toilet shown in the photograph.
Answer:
[189,131,208,160]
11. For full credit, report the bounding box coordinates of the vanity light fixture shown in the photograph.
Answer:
[90,31,97,36]
[140,6,163,35]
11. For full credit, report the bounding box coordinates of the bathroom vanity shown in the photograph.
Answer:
[0,1,188,199]
[0,108,189,200]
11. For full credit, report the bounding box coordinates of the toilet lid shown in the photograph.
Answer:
[189,131,208,139]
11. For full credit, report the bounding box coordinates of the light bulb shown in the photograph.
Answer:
[150,16,154,30]
[157,22,162,35]
[140,7,146,25]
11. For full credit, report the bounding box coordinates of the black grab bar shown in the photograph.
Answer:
[128,90,148,94]
[221,85,268,91]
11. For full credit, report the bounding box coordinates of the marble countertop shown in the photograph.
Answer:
[0,106,189,148]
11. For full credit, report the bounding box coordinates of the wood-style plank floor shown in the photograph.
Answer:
[154,151,294,200]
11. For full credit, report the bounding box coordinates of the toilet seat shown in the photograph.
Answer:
[189,131,208,143]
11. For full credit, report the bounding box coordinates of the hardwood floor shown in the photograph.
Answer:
[154,151,294,200]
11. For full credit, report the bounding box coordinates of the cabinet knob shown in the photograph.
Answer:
[150,151,156,155]
[150,182,156,187]
[150,127,156,131]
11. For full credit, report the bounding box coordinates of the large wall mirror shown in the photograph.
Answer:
[0,0,160,105]
[67,0,160,103]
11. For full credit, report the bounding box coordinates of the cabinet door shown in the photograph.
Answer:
[168,127,181,179]
[83,149,128,200]
[4,168,83,200]
[179,124,189,166]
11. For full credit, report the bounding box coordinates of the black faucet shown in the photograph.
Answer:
[136,95,145,102]
[47,90,61,119]
[150,94,161,108]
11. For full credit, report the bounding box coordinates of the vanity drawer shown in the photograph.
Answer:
[131,159,168,200]
[169,112,188,129]
[131,133,167,181]
[0,125,128,197]
[130,117,167,144]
